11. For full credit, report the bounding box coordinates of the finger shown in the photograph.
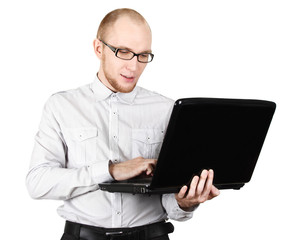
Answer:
[146,165,154,175]
[186,175,199,199]
[144,159,157,174]
[201,169,214,198]
[142,159,154,168]
[209,185,220,199]
[196,169,208,195]
[177,185,188,199]
[146,159,158,166]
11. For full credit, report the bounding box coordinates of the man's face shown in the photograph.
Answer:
[98,17,152,93]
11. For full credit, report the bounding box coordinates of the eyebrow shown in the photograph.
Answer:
[117,45,152,54]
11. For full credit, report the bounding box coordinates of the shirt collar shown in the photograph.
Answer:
[90,75,138,105]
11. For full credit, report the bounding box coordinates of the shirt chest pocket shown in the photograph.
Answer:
[63,128,98,166]
[132,129,165,159]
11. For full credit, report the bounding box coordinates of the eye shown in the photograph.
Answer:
[139,54,150,61]
[116,49,134,60]
[119,50,130,54]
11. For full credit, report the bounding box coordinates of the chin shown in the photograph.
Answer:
[118,84,137,93]
[116,78,138,93]
[105,73,138,93]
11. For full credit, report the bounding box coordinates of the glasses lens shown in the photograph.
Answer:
[138,53,153,63]
[116,49,153,63]
[116,49,134,60]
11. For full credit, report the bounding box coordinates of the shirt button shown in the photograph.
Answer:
[116,211,121,215]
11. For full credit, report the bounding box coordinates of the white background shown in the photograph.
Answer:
[0,0,291,239]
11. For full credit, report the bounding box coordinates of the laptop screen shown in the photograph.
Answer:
[150,98,276,189]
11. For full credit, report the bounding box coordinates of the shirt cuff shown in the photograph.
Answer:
[90,160,114,184]
[162,194,198,221]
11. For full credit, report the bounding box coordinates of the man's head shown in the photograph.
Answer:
[93,8,152,93]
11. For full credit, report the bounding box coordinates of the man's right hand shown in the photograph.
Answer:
[109,157,157,181]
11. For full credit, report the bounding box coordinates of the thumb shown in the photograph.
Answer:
[176,185,188,199]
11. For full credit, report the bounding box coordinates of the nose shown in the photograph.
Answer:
[126,56,139,71]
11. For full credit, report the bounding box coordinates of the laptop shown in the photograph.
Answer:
[99,98,276,194]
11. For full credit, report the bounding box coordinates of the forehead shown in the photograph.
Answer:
[106,16,152,52]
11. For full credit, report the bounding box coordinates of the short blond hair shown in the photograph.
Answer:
[96,8,149,40]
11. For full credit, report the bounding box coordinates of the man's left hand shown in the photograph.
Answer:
[175,169,220,211]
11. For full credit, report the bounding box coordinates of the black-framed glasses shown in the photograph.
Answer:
[100,40,154,63]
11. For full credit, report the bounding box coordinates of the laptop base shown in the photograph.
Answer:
[99,182,181,195]
[99,182,245,195]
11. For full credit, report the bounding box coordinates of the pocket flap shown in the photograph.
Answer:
[63,128,98,142]
[132,129,164,144]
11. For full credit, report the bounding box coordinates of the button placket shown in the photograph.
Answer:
[112,193,122,227]
[109,94,122,227]
[112,104,119,162]
[109,94,120,162]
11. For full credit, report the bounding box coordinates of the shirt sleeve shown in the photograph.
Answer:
[26,96,113,200]
[162,193,199,221]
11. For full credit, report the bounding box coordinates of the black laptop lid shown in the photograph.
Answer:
[150,98,276,190]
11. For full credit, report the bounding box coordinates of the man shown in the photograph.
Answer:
[26,8,220,240]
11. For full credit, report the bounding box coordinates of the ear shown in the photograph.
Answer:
[93,38,103,60]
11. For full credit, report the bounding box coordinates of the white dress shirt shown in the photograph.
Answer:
[26,75,194,228]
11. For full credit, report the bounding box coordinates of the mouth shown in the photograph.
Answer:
[121,74,135,82]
